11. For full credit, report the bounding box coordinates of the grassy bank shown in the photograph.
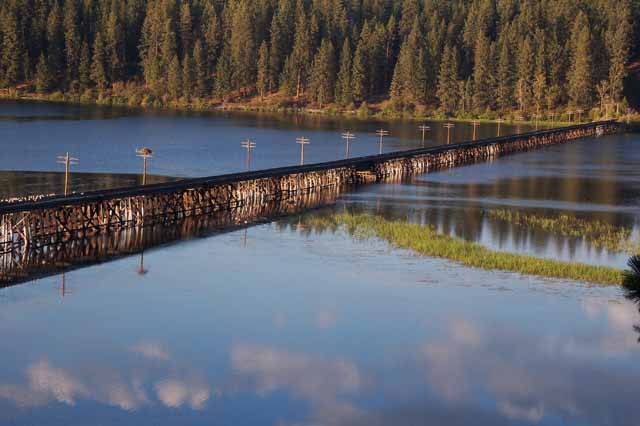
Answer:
[330,213,624,286]
[486,209,640,254]
[1,87,625,127]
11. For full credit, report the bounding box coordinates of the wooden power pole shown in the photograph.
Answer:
[342,131,356,159]
[418,125,430,148]
[241,139,256,171]
[496,118,504,137]
[376,129,389,155]
[443,123,455,144]
[296,136,310,165]
[136,147,153,185]
[56,152,79,196]
[471,121,480,141]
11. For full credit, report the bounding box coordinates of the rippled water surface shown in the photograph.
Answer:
[0,101,639,426]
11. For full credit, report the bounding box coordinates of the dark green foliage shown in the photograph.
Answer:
[35,53,50,93]
[256,41,270,100]
[78,41,91,92]
[623,255,640,299]
[0,0,636,114]
[309,38,335,108]
[436,44,458,115]
[335,38,353,107]
[90,32,108,91]
[193,39,208,98]
[167,54,182,100]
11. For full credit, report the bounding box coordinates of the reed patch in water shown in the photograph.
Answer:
[486,209,640,254]
[329,214,624,286]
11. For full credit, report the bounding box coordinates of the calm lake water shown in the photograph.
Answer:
[0,101,639,426]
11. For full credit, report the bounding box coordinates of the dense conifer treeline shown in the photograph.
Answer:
[1,0,638,117]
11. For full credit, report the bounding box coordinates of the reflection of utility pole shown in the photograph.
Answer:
[136,147,153,185]
[241,139,256,171]
[418,125,430,148]
[60,272,66,298]
[243,228,247,248]
[496,118,504,137]
[471,121,480,141]
[56,152,79,196]
[296,136,310,165]
[376,129,389,155]
[443,123,455,144]
[137,251,148,275]
[341,131,356,159]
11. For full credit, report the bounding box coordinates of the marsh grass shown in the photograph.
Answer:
[486,209,640,254]
[330,213,624,286]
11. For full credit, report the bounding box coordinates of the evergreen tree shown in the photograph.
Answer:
[496,39,513,112]
[182,52,193,99]
[607,3,632,104]
[436,44,458,115]
[46,1,64,82]
[78,41,91,92]
[63,0,80,83]
[256,41,270,100]
[351,38,367,103]
[309,38,335,108]
[335,38,353,107]
[179,0,192,57]
[473,33,493,112]
[268,15,285,92]
[105,6,125,82]
[284,5,312,97]
[214,48,232,99]
[516,37,534,112]
[167,54,182,99]
[90,32,108,91]
[35,53,51,93]
[568,14,593,108]
[193,39,208,98]
[1,7,22,86]
[229,0,256,93]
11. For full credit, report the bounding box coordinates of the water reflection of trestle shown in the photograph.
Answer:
[0,121,620,275]
[0,188,342,286]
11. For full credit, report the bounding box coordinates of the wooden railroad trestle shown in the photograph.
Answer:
[0,121,619,259]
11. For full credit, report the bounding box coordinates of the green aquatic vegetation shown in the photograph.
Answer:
[486,209,640,254]
[329,214,624,286]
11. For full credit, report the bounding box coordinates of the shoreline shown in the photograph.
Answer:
[1,90,618,128]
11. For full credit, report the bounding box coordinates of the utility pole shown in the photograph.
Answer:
[341,131,356,159]
[496,118,504,137]
[376,129,389,155]
[136,147,153,185]
[56,152,79,196]
[471,121,480,141]
[418,125,430,148]
[241,139,256,171]
[575,109,584,123]
[296,136,310,165]
[443,123,455,144]
[567,110,573,123]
